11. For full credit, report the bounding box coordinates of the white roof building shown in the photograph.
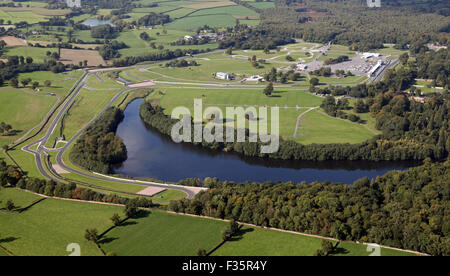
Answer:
[296,63,307,71]
[216,72,233,80]
[362,52,381,59]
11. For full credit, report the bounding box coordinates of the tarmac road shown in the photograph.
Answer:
[22,72,197,199]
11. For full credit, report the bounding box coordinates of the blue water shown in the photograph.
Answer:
[82,19,115,27]
[115,99,417,184]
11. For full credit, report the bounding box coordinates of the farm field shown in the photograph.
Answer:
[0,89,56,147]
[59,49,106,67]
[100,211,415,256]
[0,9,46,24]
[0,188,122,256]
[0,36,27,46]
[1,46,58,63]
[114,29,217,57]
[212,226,415,256]
[100,210,228,256]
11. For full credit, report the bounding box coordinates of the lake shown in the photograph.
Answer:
[115,99,417,184]
[82,18,115,27]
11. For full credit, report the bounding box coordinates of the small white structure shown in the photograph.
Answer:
[216,72,233,80]
[66,0,81,8]
[362,52,381,59]
[296,63,307,71]
[244,75,264,82]
[184,35,194,41]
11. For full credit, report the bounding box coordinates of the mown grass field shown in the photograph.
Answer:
[61,74,123,140]
[101,210,227,256]
[0,188,122,256]
[152,87,375,144]
[299,109,376,144]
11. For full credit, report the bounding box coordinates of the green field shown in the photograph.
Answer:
[115,29,216,57]
[0,9,47,24]
[0,187,41,210]
[100,211,415,256]
[0,89,55,147]
[61,74,123,140]
[101,210,227,256]
[212,226,415,256]
[165,14,237,30]
[0,70,83,147]
[1,46,58,63]
[152,87,376,144]
[0,248,8,256]
[0,188,122,256]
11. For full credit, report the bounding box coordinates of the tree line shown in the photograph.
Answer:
[0,159,154,208]
[139,90,449,162]
[168,158,450,256]
[69,107,127,174]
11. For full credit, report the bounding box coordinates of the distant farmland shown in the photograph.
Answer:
[59,49,106,66]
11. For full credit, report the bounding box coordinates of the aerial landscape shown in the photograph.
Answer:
[0,0,448,261]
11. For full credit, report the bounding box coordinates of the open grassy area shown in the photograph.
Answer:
[0,187,41,210]
[0,189,122,256]
[0,70,83,147]
[115,29,217,57]
[61,74,122,140]
[152,87,375,144]
[212,226,415,256]
[0,9,47,24]
[298,109,377,144]
[101,210,227,256]
[5,149,42,178]
[0,89,56,147]
[1,46,58,63]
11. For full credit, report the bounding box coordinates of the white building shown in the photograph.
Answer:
[362,52,381,59]
[244,75,264,82]
[296,63,307,71]
[216,72,233,80]
[184,35,194,41]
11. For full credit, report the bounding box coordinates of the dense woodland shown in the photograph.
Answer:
[112,48,206,67]
[168,159,450,256]
[69,107,127,174]
[263,0,449,49]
